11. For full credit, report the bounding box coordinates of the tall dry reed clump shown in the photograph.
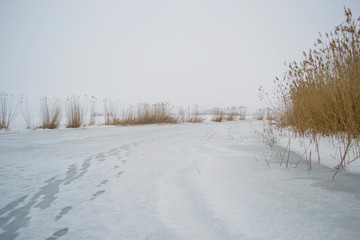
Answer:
[39,97,62,129]
[134,102,178,125]
[225,106,247,121]
[103,101,178,125]
[211,108,225,122]
[211,106,246,122]
[66,96,86,128]
[264,8,360,178]
[184,105,205,123]
[103,99,121,125]
[0,92,17,129]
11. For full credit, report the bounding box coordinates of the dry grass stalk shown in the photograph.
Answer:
[185,105,205,123]
[103,99,121,125]
[66,96,86,128]
[237,107,247,121]
[0,92,18,130]
[20,96,34,129]
[89,96,97,125]
[265,108,276,121]
[255,109,265,121]
[39,97,62,129]
[211,108,225,122]
[225,106,247,121]
[225,107,237,121]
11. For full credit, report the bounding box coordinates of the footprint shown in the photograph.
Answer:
[55,206,72,221]
[114,165,119,169]
[95,152,106,163]
[46,228,69,240]
[96,180,108,187]
[116,171,124,177]
[91,190,105,200]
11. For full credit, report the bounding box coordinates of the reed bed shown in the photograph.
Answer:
[210,106,246,122]
[133,102,178,125]
[103,101,178,125]
[263,8,360,177]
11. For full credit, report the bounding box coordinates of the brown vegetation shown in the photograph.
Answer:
[66,96,86,128]
[103,99,121,125]
[180,105,205,123]
[39,98,62,129]
[211,110,225,122]
[134,102,178,125]
[104,101,179,125]
[255,109,265,121]
[262,8,360,178]
[0,92,17,129]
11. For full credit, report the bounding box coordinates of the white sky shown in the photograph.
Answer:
[1,0,359,110]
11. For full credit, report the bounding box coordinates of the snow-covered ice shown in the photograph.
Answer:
[0,121,359,240]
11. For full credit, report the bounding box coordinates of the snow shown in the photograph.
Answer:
[0,121,360,240]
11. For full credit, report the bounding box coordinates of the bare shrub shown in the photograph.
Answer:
[0,92,18,130]
[39,98,62,129]
[66,96,86,128]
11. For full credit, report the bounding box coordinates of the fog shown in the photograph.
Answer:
[1,0,359,110]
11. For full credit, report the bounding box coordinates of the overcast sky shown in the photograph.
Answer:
[1,0,359,110]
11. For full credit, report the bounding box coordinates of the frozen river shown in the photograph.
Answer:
[0,121,359,240]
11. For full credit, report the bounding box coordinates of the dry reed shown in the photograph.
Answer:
[134,102,178,125]
[103,99,121,125]
[39,97,62,129]
[20,96,34,129]
[262,8,360,177]
[183,105,205,123]
[0,92,17,130]
[66,96,86,128]
[103,101,179,125]
[211,108,225,122]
